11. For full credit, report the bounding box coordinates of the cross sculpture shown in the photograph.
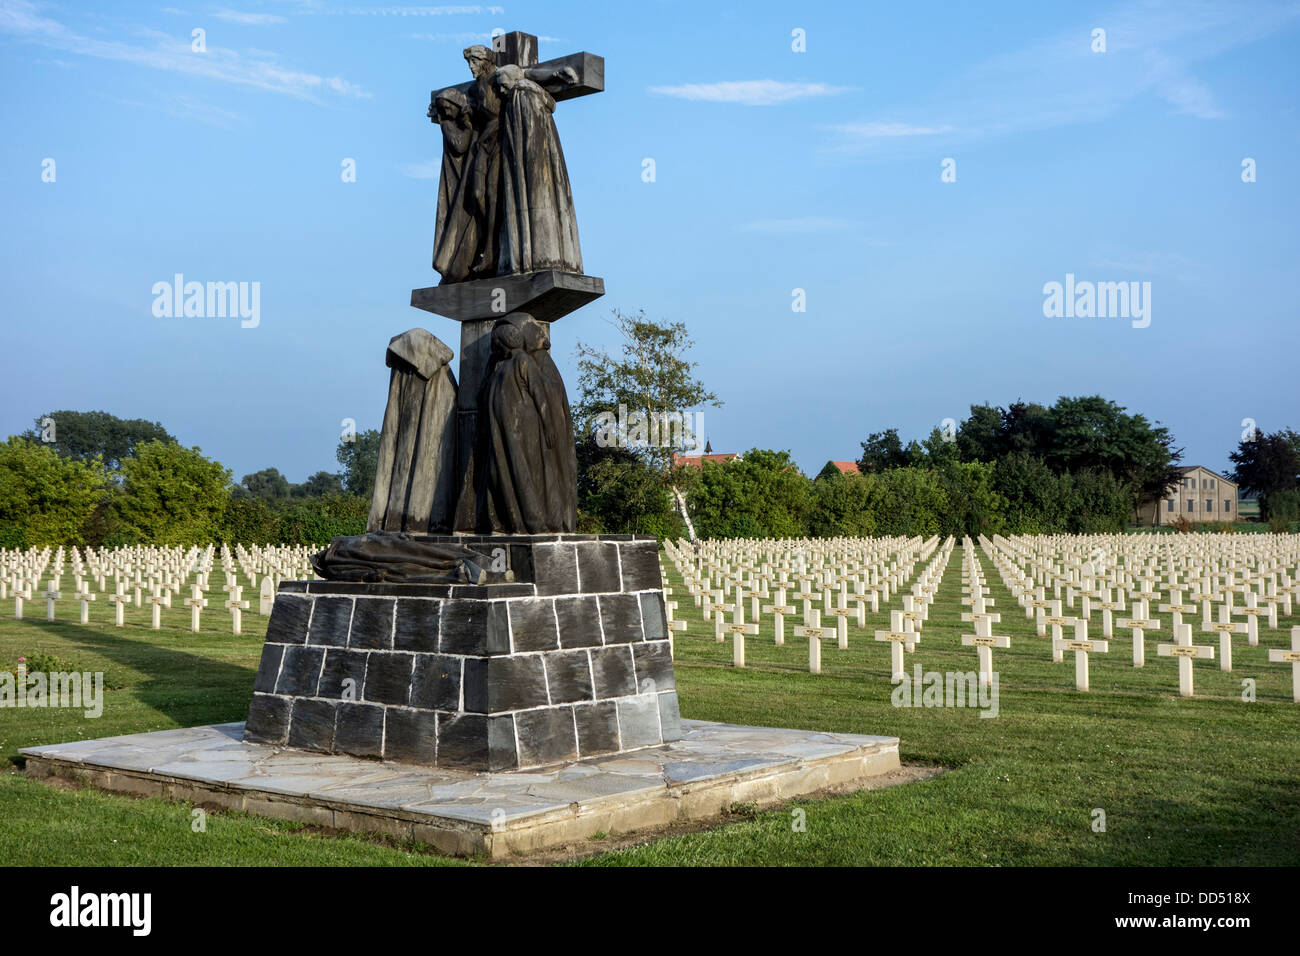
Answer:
[75,586,96,625]
[875,610,917,682]
[1157,622,1215,697]
[1053,617,1109,692]
[184,585,209,633]
[794,610,829,675]
[762,587,797,647]
[43,584,61,622]
[1202,604,1247,672]
[406,30,606,535]
[1267,626,1300,703]
[724,586,760,668]
[108,585,130,627]
[147,588,166,630]
[226,586,250,636]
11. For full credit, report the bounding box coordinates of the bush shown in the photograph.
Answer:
[0,437,108,546]
[114,441,231,545]
[689,450,810,539]
[274,495,369,544]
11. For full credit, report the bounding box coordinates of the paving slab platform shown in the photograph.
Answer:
[21,720,900,859]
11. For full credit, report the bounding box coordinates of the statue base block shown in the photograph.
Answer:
[410,270,604,324]
[243,535,681,772]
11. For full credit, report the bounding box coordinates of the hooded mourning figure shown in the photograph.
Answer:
[518,315,577,531]
[433,44,504,283]
[367,328,459,534]
[429,86,471,273]
[471,320,552,533]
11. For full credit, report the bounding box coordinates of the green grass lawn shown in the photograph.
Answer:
[2,549,1298,866]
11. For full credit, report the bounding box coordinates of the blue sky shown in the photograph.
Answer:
[2,0,1297,484]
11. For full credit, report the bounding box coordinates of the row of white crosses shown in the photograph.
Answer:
[0,543,318,635]
[870,539,958,679]
[981,532,1300,699]
[958,538,1011,689]
[661,535,957,674]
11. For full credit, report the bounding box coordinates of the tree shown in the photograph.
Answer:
[688,449,810,539]
[1229,427,1300,520]
[1002,401,1055,457]
[0,437,108,547]
[991,452,1062,534]
[22,410,174,472]
[808,471,883,537]
[575,436,681,536]
[955,404,1005,462]
[337,429,381,500]
[933,460,1007,536]
[1044,395,1181,511]
[114,441,232,545]
[241,467,291,500]
[294,470,345,498]
[573,309,722,537]
[857,429,911,473]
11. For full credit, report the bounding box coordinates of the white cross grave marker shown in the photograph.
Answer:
[1157,622,1214,698]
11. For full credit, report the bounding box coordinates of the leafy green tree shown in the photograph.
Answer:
[1229,427,1300,520]
[575,437,682,536]
[934,460,1007,536]
[874,467,949,537]
[293,470,345,498]
[573,309,721,537]
[275,495,369,544]
[992,453,1062,534]
[808,471,883,537]
[913,426,961,469]
[955,404,1006,462]
[1045,395,1181,511]
[219,496,281,545]
[1002,401,1055,457]
[858,428,911,473]
[0,437,109,546]
[241,467,291,500]
[689,450,811,539]
[22,410,173,472]
[115,441,232,545]
[336,429,381,500]
[1058,469,1134,533]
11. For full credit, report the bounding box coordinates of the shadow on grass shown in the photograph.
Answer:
[5,616,259,739]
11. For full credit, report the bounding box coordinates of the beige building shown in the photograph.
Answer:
[1140,465,1240,525]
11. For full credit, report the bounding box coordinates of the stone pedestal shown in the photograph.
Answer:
[409,270,604,511]
[243,535,681,772]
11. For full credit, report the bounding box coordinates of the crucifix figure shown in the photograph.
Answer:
[428,32,603,284]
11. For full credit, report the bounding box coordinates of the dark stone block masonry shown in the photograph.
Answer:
[244,534,682,772]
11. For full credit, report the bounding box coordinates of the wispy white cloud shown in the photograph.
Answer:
[648,80,851,107]
[213,10,288,26]
[0,0,368,100]
[101,91,248,128]
[827,0,1300,155]
[830,122,953,139]
[411,31,564,47]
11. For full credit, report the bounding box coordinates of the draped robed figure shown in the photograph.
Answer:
[494,64,583,276]
[367,328,459,534]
